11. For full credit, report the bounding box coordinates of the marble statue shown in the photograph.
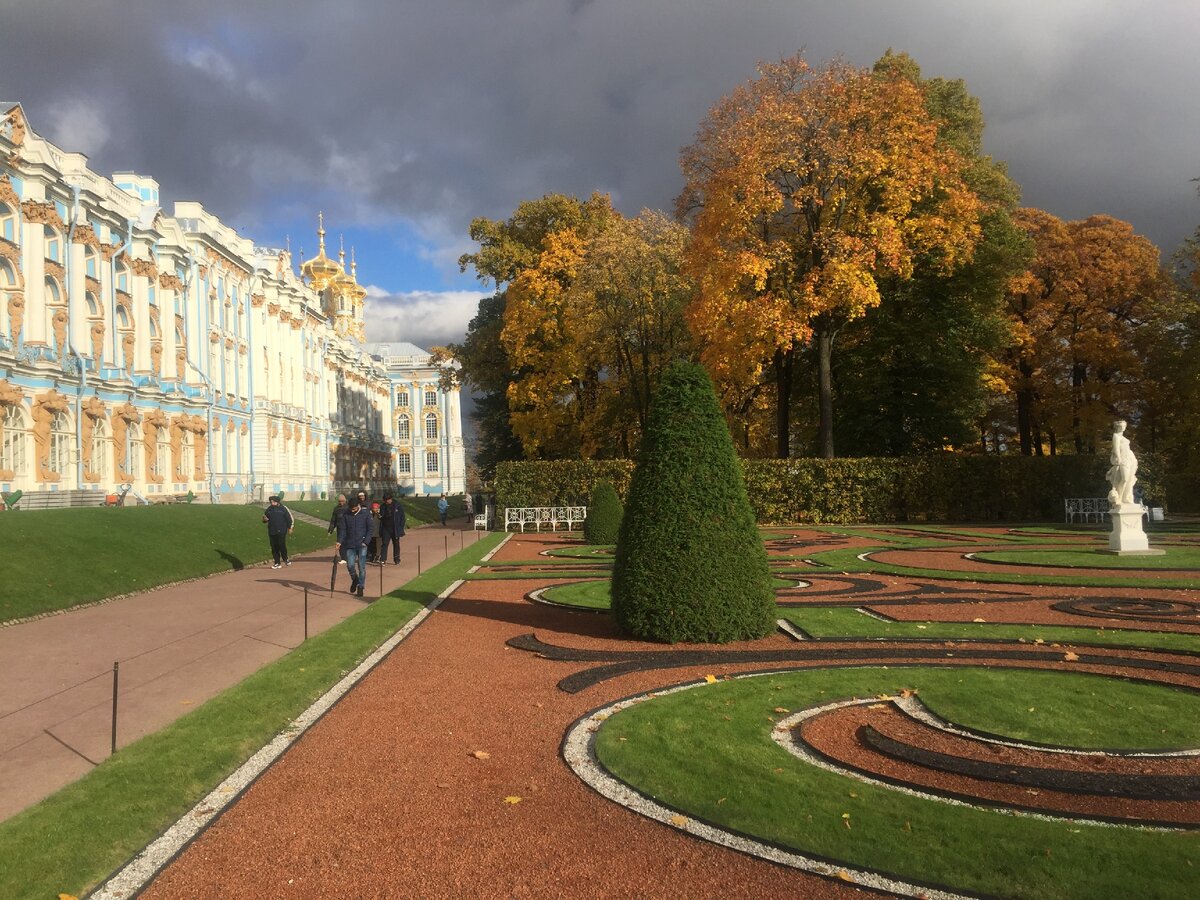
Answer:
[1106,420,1138,506]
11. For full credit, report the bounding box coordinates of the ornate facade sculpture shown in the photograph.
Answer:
[150,341,163,376]
[192,416,207,480]
[90,320,105,366]
[20,199,64,230]
[121,331,136,376]
[169,414,185,481]
[0,379,25,480]
[8,292,24,344]
[80,395,107,482]
[31,388,70,481]
[51,307,68,359]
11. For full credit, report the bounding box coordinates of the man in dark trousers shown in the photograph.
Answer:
[326,493,348,565]
[336,495,371,598]
[262,495,294,569]
[378,492,407,565]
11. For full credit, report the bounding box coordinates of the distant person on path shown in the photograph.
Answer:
[438,493,450,526]
[327,493,348,565]
[336,496,371,598]
[262,495,294,569]
[379,492,407,564]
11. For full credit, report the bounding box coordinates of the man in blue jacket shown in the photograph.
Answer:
[378,492,407,565]
[336,495,371,598]
[261,495,294,569]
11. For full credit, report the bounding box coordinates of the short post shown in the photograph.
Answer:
[111,661,119,755]
[379,556,383,597]
[460,530,464,550]
[304,587,309,641]
[445,534,449,561]
[417,544,422,575]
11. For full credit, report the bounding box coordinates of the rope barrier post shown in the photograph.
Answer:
[111,661,119,755]
[417,544,422,575]
[379,555,383,597]
[460,529,464,550]
[304,587,309,641]
[445,533,449,561]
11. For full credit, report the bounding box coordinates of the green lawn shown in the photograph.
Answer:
[0,506,334,622]
[971,546,1200,570]
[779,607,1200,655]
[595,667,1200,899]
[0,532,505,900]
[541,576,798,610]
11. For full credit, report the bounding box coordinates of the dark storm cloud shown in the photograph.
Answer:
[3,0,1198,265]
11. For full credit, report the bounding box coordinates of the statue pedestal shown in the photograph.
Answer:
[1101,504,1165,556]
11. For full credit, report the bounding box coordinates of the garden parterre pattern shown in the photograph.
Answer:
[144,528,1200,898]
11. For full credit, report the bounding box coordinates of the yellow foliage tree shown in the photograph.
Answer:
[678,53,983,457]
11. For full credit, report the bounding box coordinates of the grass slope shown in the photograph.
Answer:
[0,506,333,622]
[0,532,504,900]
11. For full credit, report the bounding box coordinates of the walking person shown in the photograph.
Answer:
[336,495,371,598]
[262,495,294,569]
[379,492,407,564]
[327,493,348,565]
[438,493,450,527]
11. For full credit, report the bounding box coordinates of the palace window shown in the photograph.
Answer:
[44,225,61,262]
[425,450,439,474]
[0,202,14,241]
[91,419,110,481]
[424,388,437,407]
[49,412,71,476]
[396,389,409,407]
[124,423,141,479]
[85,291,99,316]
[397,452,411,475]
[0,405,29,477]
[156,429,170,479]
[116,261,129,292]
[85,245,98,278]
[425,413,438,441]
[397,414,410,441]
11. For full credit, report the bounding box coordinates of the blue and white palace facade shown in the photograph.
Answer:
[0,102,465,504]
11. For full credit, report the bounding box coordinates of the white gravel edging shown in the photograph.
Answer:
[90,579,464,900]
[562,673,973,900]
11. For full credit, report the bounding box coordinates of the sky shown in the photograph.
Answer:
[2,0,1199,353]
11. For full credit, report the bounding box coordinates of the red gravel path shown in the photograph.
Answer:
[142,574,867,898]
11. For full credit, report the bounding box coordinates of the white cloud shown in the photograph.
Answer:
[43,97,110,156]
[362,287,486,350]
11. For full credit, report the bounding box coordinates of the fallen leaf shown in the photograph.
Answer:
[471,750,490,760]
[717,797,726,804]
[842,812,852,829]
[1064,651,1080,661]
[1034,638,1046,645]
[504,796,522,804]
[972,617,986,623]
[704,674,718,684]
[899,688,918,699]
[669,814,689,826]
[773,707,789,714]
[836,871,856,883]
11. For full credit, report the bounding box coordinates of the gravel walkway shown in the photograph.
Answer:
[141,540,866,898]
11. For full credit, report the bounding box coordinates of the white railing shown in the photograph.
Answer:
[504,506,587,532]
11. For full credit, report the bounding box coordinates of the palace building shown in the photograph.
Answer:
[0,102,465,505]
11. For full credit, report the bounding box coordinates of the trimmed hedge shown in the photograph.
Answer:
[584,481,624,544]
[611,362,776,643]
[497,453,1170,524]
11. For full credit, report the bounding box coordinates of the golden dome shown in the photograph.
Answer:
[300,212,343,291]
[348,247,368,305]
[328,238,355,297]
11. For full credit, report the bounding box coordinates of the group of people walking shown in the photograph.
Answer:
[262,490,467,599]
[327,491,407,598]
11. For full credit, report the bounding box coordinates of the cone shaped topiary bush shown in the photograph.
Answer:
[584,480,624,544]
[611,361,775,643]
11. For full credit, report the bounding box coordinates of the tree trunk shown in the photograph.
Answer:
[773,347,793,459]
[816,324,835,459]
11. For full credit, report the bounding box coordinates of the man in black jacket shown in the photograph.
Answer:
[336,496,371,598]
[378,492,407,565]
[262,495,294,569]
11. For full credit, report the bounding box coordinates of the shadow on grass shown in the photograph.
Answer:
[214,549,244,571]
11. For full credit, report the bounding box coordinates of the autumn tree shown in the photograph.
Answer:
[832,52,1027,456]
[456,194,611,474]
[678,53,982,458]
[1001,209,1163,455]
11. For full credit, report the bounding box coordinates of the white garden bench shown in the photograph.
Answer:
[473,513,488,530]
[1064,497,1109,524]
[504,506,588,532]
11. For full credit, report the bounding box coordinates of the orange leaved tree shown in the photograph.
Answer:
[678,53,982,457]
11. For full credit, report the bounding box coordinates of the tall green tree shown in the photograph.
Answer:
[833,52,1028,456]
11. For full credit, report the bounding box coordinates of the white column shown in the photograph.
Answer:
[68,240,88,350]
[21,219,46,344]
